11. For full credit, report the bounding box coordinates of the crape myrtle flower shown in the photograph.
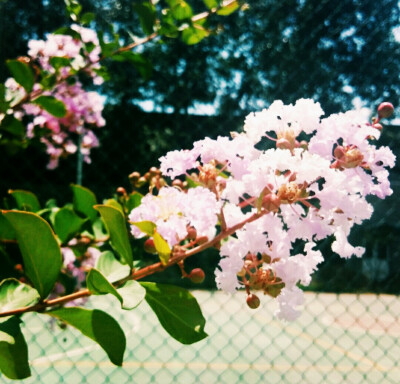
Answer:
[129,186,221,247]
[4,25,105,168]
[151,99,395,321]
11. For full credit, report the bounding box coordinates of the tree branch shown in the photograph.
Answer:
[0,208,265,318]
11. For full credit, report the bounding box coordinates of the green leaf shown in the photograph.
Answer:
[131,221,156,236]
[48,307,126,365]
[87,269,144,310]
[203,0,218,9]
[2,211,62,299]
[0,137,28,155]
[54,207,88,243]
[71,184,98,222]
[8,189,41,212]
[40,73,57,90]
[49,56,72,70]
[0,84,9,113]
[87,268,123,301]
[0,279,40,322]
[170,0,193,20]
[80,12,95,25]
[216,0,239,15]
[91,217,108,240]
[153,231,171,265]
[126,192,143,212]
[95,251,131,283]
[0,317,31,379]
[117,280,146,310]
[53,26,81,40]
[99,40,120,58]
[0,115,25,137]
[0,212,16,241]
[95,205,133,267]
[141,282,207,344]
[6,60,35,93]
[182,24,210,45]
[33,95,67,118]
[133,2,157,35]
[104,199,124,213]
[65,0,82,21]
[92,66,111,81]
[159,17,179,38]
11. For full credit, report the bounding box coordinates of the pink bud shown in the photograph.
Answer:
[187,227,197,240]
[188,268,205,284]
[377,102,394,119]
[144,238,157,254]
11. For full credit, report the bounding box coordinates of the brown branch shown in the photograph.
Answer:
[0,208,265,318]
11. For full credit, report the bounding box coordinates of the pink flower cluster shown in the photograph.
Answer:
[132,99,395,321]
[24,81,105,169]
[28,24,102,82]
[5,25,105,168]
[129,186,221,247]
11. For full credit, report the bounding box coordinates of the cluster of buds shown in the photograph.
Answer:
[188,160,227,197]
[237,253,285,309]
[129,167,168,191]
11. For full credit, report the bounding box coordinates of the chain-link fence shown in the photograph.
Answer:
[0,291,398,384]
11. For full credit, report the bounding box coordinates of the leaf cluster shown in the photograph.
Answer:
[0,185,208,379]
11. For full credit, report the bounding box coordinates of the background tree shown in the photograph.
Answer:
[1,0,399,115]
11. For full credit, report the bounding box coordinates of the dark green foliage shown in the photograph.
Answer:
[0,317,30,379]
[141,282,208,344]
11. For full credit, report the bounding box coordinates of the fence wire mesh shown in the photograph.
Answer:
[1,291,399,384]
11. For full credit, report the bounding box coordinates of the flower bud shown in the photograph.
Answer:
[129,172,141,183]
[262,193,281,212]
[116,187,127,196]
[246,293,260,309]
[137,176,147,186]
[149,167,161,175]
[377,102,394,119]
[187,227,197,240]
[334,145,345,160]
[172,179,184,188]
[144,238,157,254]
[188,268,205,284]
[276,138,291,150]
